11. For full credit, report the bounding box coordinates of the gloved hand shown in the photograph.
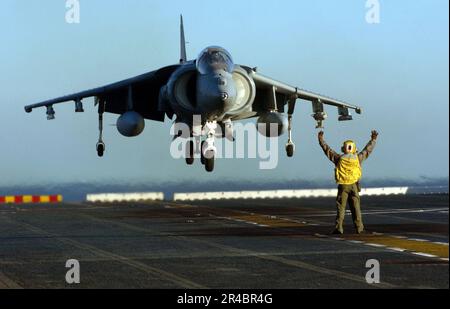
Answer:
[371,130,379,140]
[318,131,324,141]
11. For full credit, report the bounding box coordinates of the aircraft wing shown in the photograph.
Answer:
[249,70,362,124]
[24,65,179,121]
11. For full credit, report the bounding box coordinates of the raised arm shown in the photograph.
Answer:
[318,131,340,165]
[358,130,378,163]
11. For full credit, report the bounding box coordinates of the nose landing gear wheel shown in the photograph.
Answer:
[204,150,215,172]
[96,142,105,157]
[200,141,206,165]
[185,140,194,165]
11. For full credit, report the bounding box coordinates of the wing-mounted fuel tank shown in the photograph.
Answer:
[256,111,288,137]
[116,111,145,137]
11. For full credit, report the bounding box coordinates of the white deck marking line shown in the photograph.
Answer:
[387,247,407,252]
[210,210,314,229]
[432,242,449,246]
[215,216,269,228]
[212,216,269,228]
[302,207,449,217]
[317,234,448,260]
[411,252,439,258]
[331,237,345,241]
[314,233,327,238]
[365,243,387,248]
[385,235,448,246]
[348,240,364,244]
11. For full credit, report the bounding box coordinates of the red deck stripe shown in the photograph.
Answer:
[0,195,62,204]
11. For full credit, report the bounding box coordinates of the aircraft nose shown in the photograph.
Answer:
[197,71,236,116]
[216,76,235,111]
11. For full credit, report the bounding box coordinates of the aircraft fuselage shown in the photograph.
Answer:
[163,46,256,125]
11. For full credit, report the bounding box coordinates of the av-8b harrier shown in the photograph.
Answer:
[25,16,362,172]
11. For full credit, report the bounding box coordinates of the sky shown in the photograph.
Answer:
[0,0,448,187]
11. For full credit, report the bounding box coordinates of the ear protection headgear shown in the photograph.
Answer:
[342,140,357,154]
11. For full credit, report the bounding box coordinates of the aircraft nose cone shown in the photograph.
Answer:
[197,71,236,116]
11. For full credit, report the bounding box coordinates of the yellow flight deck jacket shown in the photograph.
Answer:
[319,138,377,185]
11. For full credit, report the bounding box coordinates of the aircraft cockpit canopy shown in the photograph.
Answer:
[196,46,234,74]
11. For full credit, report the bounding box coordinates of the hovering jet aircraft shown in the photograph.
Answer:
[25,16,362,172]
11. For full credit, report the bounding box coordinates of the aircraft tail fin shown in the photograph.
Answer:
[180,15,187,63]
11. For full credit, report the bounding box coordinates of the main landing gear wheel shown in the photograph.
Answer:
[286,143,295,157]
[204,150,215,172]
[200,141,206,165]
[96,142,105,157]
[185,140,194,165]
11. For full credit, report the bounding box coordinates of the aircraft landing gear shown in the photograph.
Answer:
[96,141,105,157]
[285,115,295,157]
[203,121,217,172]
[286,142,295,157]
[285,96,297,158]
[179,120,219,172]
[97,99,106,157]
[185,140,194,165]
[200,140,206,165]
[204,151,215,172]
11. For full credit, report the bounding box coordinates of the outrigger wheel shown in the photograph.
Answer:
[286,143,295,158]
[96,141,105,157]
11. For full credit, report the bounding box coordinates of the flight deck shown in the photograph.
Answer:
[0,194,448,289]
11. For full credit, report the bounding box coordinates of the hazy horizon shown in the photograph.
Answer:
[1,177,448,201]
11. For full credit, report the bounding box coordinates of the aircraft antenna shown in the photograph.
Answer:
[180,15,187,63]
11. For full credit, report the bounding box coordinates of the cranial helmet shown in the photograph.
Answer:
[342,140,357,154]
